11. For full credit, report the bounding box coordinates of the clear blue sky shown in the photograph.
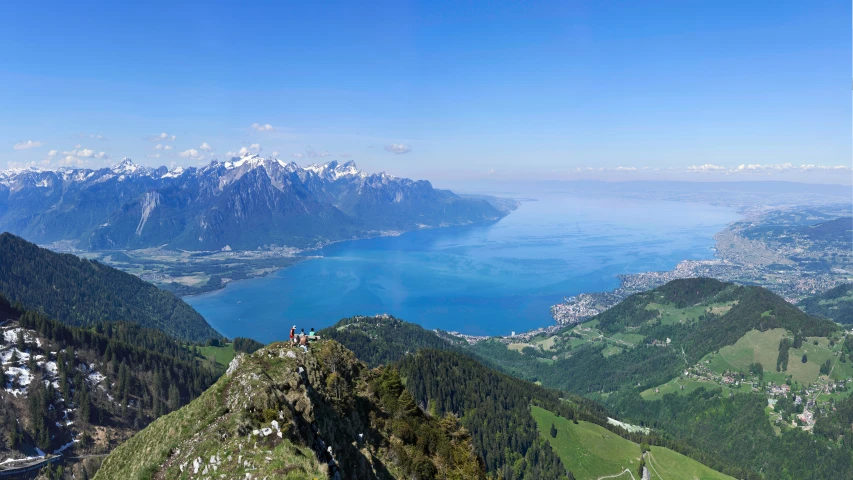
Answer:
[1,1,850,183]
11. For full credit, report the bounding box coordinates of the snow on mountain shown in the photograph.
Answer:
[0,154,505,250]
[112,157,145,175]
[1,155,371,186]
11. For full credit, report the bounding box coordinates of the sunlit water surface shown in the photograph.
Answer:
[186,193,740,342]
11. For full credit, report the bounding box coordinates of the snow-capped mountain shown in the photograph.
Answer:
[0,155,504,250]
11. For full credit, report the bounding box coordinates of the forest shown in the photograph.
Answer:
[0,233,220,342]
[1,295,221,456]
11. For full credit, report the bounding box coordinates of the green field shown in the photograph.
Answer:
[819,293,853,306]
[192,343,236,366]
[642,378,717,400]
[705,328,844,385]
[531,406,641,479]
[644,301,735,326]
[645,446,734,480]
[531,406,733,480]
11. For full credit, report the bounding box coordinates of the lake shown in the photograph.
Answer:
[185,193,741,342]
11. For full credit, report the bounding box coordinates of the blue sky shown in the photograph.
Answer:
[1,1,850,183]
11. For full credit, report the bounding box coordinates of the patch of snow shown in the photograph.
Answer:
[53,439,78,454]
[88,370,106,384]
[1,347,30,364]
[5,366,33,386]
[161,166,185,178]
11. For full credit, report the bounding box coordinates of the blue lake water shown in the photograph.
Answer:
[186,193,741,343]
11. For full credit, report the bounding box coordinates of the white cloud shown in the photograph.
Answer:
[200,142,213,152]
[251,123,274,132]
[60,147,106,159]
[307,150,330,158]
[685,163,851,174]
[800,164,851,171]
[271,151,279,157]
[384,144,412,154]
[687,164,728,173]
[235,144,262,156]
[13,140,43,150]
[289,153,304,159]
[47,150,58,157]
[179,149,201,159]
[59,155,86,167]
[75,133,105,140]
[147,153,162,159]
[154,144,163,150]
[164,145,173,150]
[339,153,352,158]
[149,132,176,141]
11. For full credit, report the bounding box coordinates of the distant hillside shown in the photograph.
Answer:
[0,297,220,478]
[474,278,838,394]
[799,283,853,325]
[740,216,853,244]
[467,278,850,479]
[0,233,220,342]
[94,341,485,480]
[319,315,466,367]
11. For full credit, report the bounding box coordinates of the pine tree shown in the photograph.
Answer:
[168,384,181,412]
[549,423,558,438]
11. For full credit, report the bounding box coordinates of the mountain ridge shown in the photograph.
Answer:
[0,233,220,342]
[0,155,509,251]
[93,340,486,480]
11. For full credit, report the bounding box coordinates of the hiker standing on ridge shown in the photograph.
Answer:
[290,325,297,346]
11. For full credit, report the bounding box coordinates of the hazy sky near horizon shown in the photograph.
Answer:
[1,1,851,184]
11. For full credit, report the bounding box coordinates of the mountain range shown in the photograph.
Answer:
[0,156,508,251]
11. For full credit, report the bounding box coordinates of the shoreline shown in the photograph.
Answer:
[179,218,512,300]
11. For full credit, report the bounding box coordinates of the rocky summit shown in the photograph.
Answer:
[93,340,485,480]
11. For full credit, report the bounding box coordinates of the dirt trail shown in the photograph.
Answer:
[596,468,637,480]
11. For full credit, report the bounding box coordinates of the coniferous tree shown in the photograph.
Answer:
[168,384,181,412]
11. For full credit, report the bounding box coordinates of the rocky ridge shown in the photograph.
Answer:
[94,340,485,479]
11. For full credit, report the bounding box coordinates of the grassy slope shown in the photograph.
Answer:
[193,343,237,366]
[531,406,732,480]
[93,372,326,480]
